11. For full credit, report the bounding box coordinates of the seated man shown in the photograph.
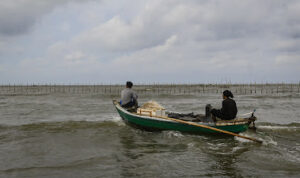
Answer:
[211,90,238,121]
[120,81,138,108]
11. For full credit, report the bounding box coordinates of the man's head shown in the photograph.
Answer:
[126,81,133,88]
[223,90,234,99]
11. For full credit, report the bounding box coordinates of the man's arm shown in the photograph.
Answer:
[132,91,138,100]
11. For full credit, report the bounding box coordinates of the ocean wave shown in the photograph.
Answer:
[0,93,51,97]
[0,117,125,131]
[162,130,184,138]
[234,132,277,145]
[256,122,300,132]
[257,125,300,130]
[234,132,264,144]
[248,93,300,99]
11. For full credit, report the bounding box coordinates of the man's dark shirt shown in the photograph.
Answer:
[221,98,238,120]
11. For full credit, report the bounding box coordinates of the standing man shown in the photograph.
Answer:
[120,81,138,108]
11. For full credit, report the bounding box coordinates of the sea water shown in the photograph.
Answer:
[0,93,299,177]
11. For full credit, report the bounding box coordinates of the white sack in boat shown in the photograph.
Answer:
[140,101,165,110]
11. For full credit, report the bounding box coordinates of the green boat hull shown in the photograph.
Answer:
[114,102,250,134]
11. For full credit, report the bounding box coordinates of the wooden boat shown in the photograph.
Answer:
[113,100,256,134]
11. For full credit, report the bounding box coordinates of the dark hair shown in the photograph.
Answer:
[126,81,133,88]
[223,90,234,98]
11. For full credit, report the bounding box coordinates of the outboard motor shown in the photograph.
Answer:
[248,109,257,130]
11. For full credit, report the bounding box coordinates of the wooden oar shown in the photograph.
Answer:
[159,116,263,144]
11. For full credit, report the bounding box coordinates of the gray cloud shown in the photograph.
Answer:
[0,0,89,36]
[1,0,300,83]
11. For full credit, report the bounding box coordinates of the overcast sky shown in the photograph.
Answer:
[0,0,299,84]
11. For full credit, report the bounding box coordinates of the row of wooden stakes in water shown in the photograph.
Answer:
[0,84,299,95]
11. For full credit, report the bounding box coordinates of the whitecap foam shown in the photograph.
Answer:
[71,114,125,126]
[110,116,125,126]
[263,139,278,146]
[234,136,252,143]
[163,131,184,138]
[187,142,195,148]
[232,146,244,152]
[111,115,122,122]
[234,133,264,144]
[257,125,300,131]
[234,132,278,146]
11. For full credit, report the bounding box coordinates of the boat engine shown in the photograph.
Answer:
[248,110,257,130]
